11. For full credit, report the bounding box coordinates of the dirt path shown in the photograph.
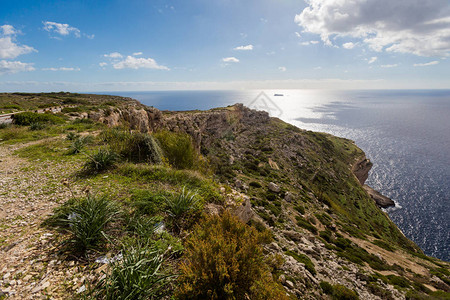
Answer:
[0,139,87,299]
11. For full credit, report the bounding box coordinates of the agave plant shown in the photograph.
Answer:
[93,242,172,299]
[165,187,200,219]
[64,195,119,252]
[83,148,118,173]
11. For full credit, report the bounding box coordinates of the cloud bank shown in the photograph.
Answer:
[295,0,450,57]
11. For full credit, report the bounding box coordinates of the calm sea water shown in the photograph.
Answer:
[109,90,450,261]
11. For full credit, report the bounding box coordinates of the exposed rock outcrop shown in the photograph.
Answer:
[363,185,395,208]
[352,158,372,185]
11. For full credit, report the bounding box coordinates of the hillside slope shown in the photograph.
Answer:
[0,93,448,299]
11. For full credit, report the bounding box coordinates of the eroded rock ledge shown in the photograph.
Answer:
[352,157,395,208]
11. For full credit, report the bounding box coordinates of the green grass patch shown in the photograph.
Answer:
[285,250,316,275]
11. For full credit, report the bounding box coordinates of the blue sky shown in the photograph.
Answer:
[0,0,449,92]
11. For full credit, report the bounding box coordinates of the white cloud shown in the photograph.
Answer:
[343,42,355,49]
[368,57,378,64]
[413,61,439,67]
[0,60,34,74]
[222,57,239,63]
[295,0,450,57]
[99,62,108,67]
[278,66,287,72]
[1,25,18,36]
[300,40,320,46]
[43,21,82,38]
[42,67,80,71]
[112,56,169,70]
[295,32,301,38]
[381,64,398,68]
[132,52,143,56]
[0,36,36,59]
[234,45,253,51]
[104,52,123,59]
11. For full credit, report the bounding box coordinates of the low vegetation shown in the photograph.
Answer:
[1,93,449,299]
[175,212,288,300]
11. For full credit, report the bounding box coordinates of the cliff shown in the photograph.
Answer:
[0,93,448,299]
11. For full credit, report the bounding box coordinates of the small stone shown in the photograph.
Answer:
[284,192,294,202]
[77,285,86,294]
[268,182,280,193]
[285,280,295,289]
[279,274,286,284]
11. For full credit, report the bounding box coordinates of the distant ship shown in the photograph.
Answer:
[274,93,284,96]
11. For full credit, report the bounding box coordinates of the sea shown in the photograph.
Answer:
[107,89,450,261]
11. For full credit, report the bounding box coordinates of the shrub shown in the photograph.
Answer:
[373,239,395,252]
[12,112,64,126]
[332,284,359,300]
[93,242,171,299]
[154,130,197,169]
[294,205,305,214]
[176,212,287,300]
[83,148,118,173]
[29,122,45,131]
[386,275,410,288]
[296,215,317,234]
[68,136,89,154]
[0,123,9,129]
[285,250,316,275]
[66,132,81,141]
[320,281,333,295]
[63,195,119,252]
[249,181,262,188]
[101,129,163,164]
[131,190,168,216]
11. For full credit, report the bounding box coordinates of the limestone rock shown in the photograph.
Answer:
[268,182,280,193]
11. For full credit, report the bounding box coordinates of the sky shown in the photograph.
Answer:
[0,0,449,92]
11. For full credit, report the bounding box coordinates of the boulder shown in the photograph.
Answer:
[268,182,280,193]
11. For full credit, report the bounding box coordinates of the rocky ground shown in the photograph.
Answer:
[0,139,90,299]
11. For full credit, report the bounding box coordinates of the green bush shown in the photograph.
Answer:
[176,212,287,300]
[101,129,163,164]
[12,112,64,125]
[68,136,90,154]
[154,130,197,169]
[249,181,262,188]
[92,242,171,299]
[285,250,316,275]
[373,239,395,252]
[29,122,45,131]
[131,190,168,216]
[332,284,359,300]
[294,205,305,214]
[295,215,317,234]
[63,195,119,252]
[386,275,410,288]
[83,148,118,173]
[66,132,81,141]
[320,281,333,294]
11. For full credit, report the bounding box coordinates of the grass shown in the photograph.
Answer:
[165,187,201,219]
[101,129,163,164]
[285,250,316,275]
[63,195,119,252]
[154,130,197,169]
[295,215,317,234]
[92,242,171,299]
[83,148,119,173]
